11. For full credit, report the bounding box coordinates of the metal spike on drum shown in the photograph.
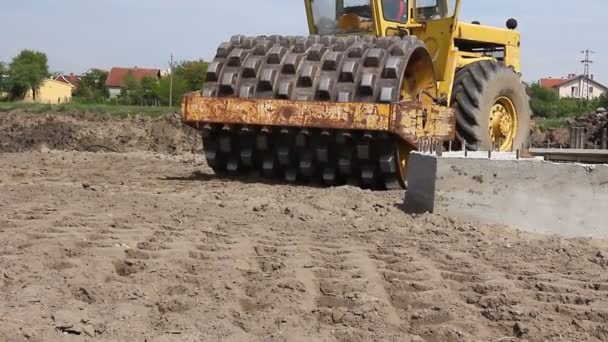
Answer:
[295,129,309,148]
[226,157,239,173]
[277,128,292,166]
[262,154,275,176]
[298,151,314,177]
[277,146,290,166]
[202,124,213,138]
[338,152,353,175]
[256,128,270,151]
[205,145,219,167]
[357,133,372,160]
[240,148,253,167]
[219,134,231,153]
[379,153,397,174]
[361,164,376,187]
[322,167,336,186]
[285,168,297,182]
[316,131,331,164]
[336,131,352,145]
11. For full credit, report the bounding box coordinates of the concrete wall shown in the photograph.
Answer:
[405,152,608,238]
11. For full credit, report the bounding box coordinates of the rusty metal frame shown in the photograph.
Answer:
[181,93,455,147]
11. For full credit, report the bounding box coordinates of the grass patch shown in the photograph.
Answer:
[0,102,174,118]
[535,117,570,129]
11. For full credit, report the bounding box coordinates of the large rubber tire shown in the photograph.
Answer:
[451,60,531,151]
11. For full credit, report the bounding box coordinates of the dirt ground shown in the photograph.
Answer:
[530,110,607,148]
[1,113,608,342]
[0,111,202,155]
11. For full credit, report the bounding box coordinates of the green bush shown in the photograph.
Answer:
[598,92,608,109]
[528,82,598,118]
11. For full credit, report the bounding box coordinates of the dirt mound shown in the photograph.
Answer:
[531,109,608,148]
[570,109,608,148]
[1,151,607,341]
[0,111,202,154]
[530,123,570,148]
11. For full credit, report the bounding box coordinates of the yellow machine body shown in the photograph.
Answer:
[304,0,521,102]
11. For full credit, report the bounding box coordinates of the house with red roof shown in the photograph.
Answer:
[539,73,607,100]
[105,67,161,98]
[53,73,81,93]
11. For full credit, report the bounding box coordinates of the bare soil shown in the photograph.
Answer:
[0,112,607,341]
[530,110,608,148]
[0,111,202,154]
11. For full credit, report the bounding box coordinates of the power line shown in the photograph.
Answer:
[580,49,594,102]
[169,53,174,108]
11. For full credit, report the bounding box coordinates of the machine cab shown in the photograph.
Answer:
[304,0,459,36]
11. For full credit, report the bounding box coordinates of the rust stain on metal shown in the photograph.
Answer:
[181,93,455,148]
[278,106,296,120]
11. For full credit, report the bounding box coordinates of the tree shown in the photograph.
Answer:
[0,61,6,88]
[80,69,108,92]
[74,83,93,101]
[119,73,141,105]
[528,82,584,118]
[157,75,188,106]
[599,92,608,109]
[75,69,109,102]
[174,60,208,91]
[123,73,139,93]
[0,62,9,96]
[528,82,559,118]
[9,50,50,100]
[140,76,159,105]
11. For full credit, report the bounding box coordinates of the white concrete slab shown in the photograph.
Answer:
[405,152,608,238]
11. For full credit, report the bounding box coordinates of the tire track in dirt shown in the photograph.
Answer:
[301,220,412,341]
[221,215,324,339]
[373,245,478,339]
[289,227,320,314]
[357,223,506,340]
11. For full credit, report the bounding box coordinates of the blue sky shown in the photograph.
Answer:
[1,0,606,84]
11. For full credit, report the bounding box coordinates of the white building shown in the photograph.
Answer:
[541,74,608,99]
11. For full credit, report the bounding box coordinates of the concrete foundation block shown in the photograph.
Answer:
[405,152,608,238]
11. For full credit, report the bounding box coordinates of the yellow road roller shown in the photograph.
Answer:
[181,0,530,189]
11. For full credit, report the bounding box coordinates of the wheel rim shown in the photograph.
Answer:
[489,96,517,151]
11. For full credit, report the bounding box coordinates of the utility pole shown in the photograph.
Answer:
[580,49,594,109]
[169,53,174,108]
